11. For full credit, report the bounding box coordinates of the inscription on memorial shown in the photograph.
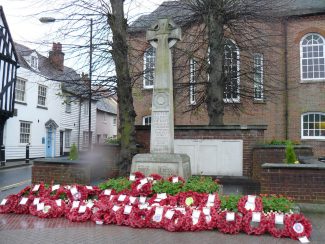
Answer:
[158,166,175,178]
[151,111,171,153]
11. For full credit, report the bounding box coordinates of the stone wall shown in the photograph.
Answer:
[260,164,325,203]
[135,125,266,177]
[252,145,313,180]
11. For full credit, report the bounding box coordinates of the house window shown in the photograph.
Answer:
[143,46,155,88]
[253,53,264,100]
[83,131,92,146]
[301,113,325,139]
[20,122,31,144]
[65,129,72,147]
[300,33,325,80]
[189,58,197,105]
[31,55,38,69]
[65,96,71,113]
[113,117,117,125]
[15,77,26,102]
[37,85,47,106]
[84,101,89,115]
[143,115,151,125]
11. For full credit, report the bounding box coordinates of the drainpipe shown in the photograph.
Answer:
[284,17,289,140]
[78,98,82,151]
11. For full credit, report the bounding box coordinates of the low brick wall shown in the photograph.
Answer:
[252,145,313,180]
[260,163,325,203]
[135,125,266,177]
[32,159,91,185]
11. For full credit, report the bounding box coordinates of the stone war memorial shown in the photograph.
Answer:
[131,18,191,179]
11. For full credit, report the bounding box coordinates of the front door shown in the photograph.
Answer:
[60,131,64,156]
[46,127,53,157]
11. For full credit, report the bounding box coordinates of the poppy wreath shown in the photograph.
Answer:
[91,208,106,225]
[0,194,19,214]
[146,206,168,229]
[111,194,130,205]
[86,186,100,200]
[177,207,193,231]
[98,189,116,201]
[130,179,152,196]
[237,195,263,215]
[167,176,185,184]
[13,195,34,214]
[177,192,205,207]
[52,199,67,218]
[266,213,289,238]
[133,171,145,180]
[49,186,69,200]
[148,173,163,181]
[201,193,221,209]
[201,206,219,230]
[168,195,178,206]
[188,208,208,232]
[66,203,92,222]
[147,194,170,206]
[17,185,32,197]
[216,211,243,234]
[241,212,268,235]
[103,205,123,224]
[115,205,133,226]
[285,213,312,240]
[29,197,45,216]
[36,199,58,218]
[128,206,150,228]
[162,208,187,232]
[67,185,88,201]
[30,183,49,198]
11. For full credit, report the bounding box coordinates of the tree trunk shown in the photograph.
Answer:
[109,0,137,175]
[205,5,225,125]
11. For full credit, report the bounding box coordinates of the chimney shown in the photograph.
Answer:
[49,42,65,71]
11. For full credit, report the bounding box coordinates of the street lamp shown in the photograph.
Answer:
[40,17,93,150]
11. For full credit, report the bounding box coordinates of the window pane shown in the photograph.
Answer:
[309,130,314,136]
[309,114,314,122]
[303,130,308,136]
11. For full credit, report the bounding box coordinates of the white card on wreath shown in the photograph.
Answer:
[19,197,28,205]
[124,205,132,214]
[275,214,284,225]
[203,207,210,216]
[70,187,78,195]
[129,175,136,181]
[172,177,178,183]
[37,202,45,211]
[86,186,93,190]
[247,195,256,204]
[153,207,164,222]
[33,198,40,205]
[154,198,162,202]
[175,207,186,214]
[207,194,215,203]
[96,221,103,225]
[165,210,174,219]
[136,184,144,190]
[1,199,7,205]
[55,199,62,207]
[86,201,94,209]
[78,205,87,213]
[112,205,120,212]
[52,184,60,191]
[252,212,261,222]
[72,201,80,209]
[140,178,148,185]
[157,193,167,199]
[147,177,153,181]
[226,212,235,222]
[32,184,40,192]
[192,210,201,219]
[129,196,136,204]
[139,196,146,204]
[104,189,112,196]
[118,195,126,202]
[245,202,256,211]
[298,236,310,243]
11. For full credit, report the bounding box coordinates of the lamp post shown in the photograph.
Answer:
[40,17,93,150]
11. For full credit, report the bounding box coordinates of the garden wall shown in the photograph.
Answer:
[260,163,325,203]
[252,145,313,180]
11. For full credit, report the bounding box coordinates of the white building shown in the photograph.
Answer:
[3,42,97,160]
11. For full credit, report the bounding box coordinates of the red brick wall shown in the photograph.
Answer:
[260,166,325,203]
[252,145,313,180]
[135,125,266,177]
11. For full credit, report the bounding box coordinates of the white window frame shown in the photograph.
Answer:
[20,121,31,144]
[37,85,47,107]
[83,131,93,146]
[84,101,89,115]
[223,39,240,103]
[65,129,72,148]
[143,46,155,89]
[301,112,325,139]
[189,58,197,105]
[300,33,325,81]
[30,54,38,70]
[142,115,152,125]
[65,96,72,113]
[253,53,264,101]
[15,77,27,102]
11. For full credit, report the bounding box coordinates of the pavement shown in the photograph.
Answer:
[0,161,325,243]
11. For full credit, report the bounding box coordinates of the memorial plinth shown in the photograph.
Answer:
[131,18,191,179]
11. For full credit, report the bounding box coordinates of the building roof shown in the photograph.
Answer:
[97,98,117,115]
[130,0,325,32]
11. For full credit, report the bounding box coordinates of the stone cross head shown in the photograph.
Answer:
[146,18,182,48]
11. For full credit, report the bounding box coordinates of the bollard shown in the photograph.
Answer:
[26,144,30,164]
[0,145,5,166]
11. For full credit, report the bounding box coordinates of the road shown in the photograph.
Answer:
[0,165,31,200]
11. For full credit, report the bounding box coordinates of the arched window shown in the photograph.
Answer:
[301,112,325,139]
[143,46,156,88]
[300,33,325,80]
[224,39,240,102]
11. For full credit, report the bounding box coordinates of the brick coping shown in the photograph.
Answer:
[135,125,268,131]
[33,158,90,165]
[262,163,325,169]
[254,144,313,149]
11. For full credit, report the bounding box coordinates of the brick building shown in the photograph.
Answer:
[128,1,325,157]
